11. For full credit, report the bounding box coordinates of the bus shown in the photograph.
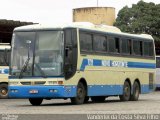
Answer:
[9,22,156,105]
[156,56,160,89]
[0,43,10,98]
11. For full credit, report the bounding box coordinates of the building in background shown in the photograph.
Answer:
[73,7,115,26]
[0,19,34,44]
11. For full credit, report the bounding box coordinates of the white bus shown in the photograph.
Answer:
[156,56,160,89]
[9,23,156,105]
[0,43,10,98]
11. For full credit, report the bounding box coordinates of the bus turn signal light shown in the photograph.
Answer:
[58,81,63,85]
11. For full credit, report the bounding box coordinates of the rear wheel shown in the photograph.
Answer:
[130,81,140,101]
[91,96,106,103]
[71,82,86,105]
[0,83,8,99]
[29,98,43,106]
[119,81,131,101]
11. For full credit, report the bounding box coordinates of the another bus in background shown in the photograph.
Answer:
[156,56,160,89]
[0,43,10,98]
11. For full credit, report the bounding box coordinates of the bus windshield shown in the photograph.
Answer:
[10,31,64,78]
[0,49,10,66]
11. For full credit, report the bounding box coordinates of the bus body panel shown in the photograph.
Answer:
[9,23,156,100]
[0,66,9,83]
[9,85,77,98]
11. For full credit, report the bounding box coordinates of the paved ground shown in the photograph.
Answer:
[0,92,160,120]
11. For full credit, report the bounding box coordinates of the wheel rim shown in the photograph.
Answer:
[77,87,84,100]
[124,85,130,98]
[135,84,139,98]
[1,88,8,96]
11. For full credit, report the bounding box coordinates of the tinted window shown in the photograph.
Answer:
[108,37,120,53]
[115,38,120,53]
[0,49,10,66]
[133,40,142,55]
[121,39,131,54]
[80,33,92,51]
[144,41,154,56]
[108,37,115,52]
[65,30,72,45]
[93,35,107,52]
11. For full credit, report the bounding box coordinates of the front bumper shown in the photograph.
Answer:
[9,85,77,98]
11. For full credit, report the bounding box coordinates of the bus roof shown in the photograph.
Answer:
[14,22,154,40]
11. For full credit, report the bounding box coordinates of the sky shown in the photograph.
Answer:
[0,0,159,24]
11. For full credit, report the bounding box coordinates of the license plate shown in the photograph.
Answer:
[29,90,38,94]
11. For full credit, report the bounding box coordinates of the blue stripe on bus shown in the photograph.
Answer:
[9,84,150,98]
[9,85,77,98]
[80,59,156,71]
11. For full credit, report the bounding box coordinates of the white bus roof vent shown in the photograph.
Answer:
[95,24,121,33]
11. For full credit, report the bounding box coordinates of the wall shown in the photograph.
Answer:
[73,7,115,26]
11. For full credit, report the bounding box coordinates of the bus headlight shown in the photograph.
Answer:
[48,81,63,85]
[49,89,58,93]
[58,81,63,85]
[10,89,18,93]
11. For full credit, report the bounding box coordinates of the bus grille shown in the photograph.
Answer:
[21,82,31,85]
[34,81,46,85]
[149,73,154,90]
[20,81,46,85]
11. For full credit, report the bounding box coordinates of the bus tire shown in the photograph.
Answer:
[0,83,8,99]
[91,96,106,103]
[71,82,86,105]
[29,98,43,106]
[130,81,140,101]
[119,81,131,101]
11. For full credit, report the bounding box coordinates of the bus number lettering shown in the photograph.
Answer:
[102,60,111,67]
[112,61,128,68]
[88,59,93,66]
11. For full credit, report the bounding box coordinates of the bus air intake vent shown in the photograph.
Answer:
[34,81,46,85]
[21,82,31,85]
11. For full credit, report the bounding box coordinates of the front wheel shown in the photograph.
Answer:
[119,81,131,101]
[71,82,86,105]
[29,98,43,106]
[130,81,140,101]
[0,83,8,99]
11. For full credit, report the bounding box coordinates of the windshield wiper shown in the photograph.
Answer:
[19,40,32,79]
[19,57,30,79]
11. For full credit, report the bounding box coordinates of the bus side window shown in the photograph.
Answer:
[108,37,120,53]
[93,34,107,52]
[143,41,154,57]
[132,40,142,56]
[121,39,131,55]
[108,37,115,53]
[115,38,120,53]
[80,32,92,52]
